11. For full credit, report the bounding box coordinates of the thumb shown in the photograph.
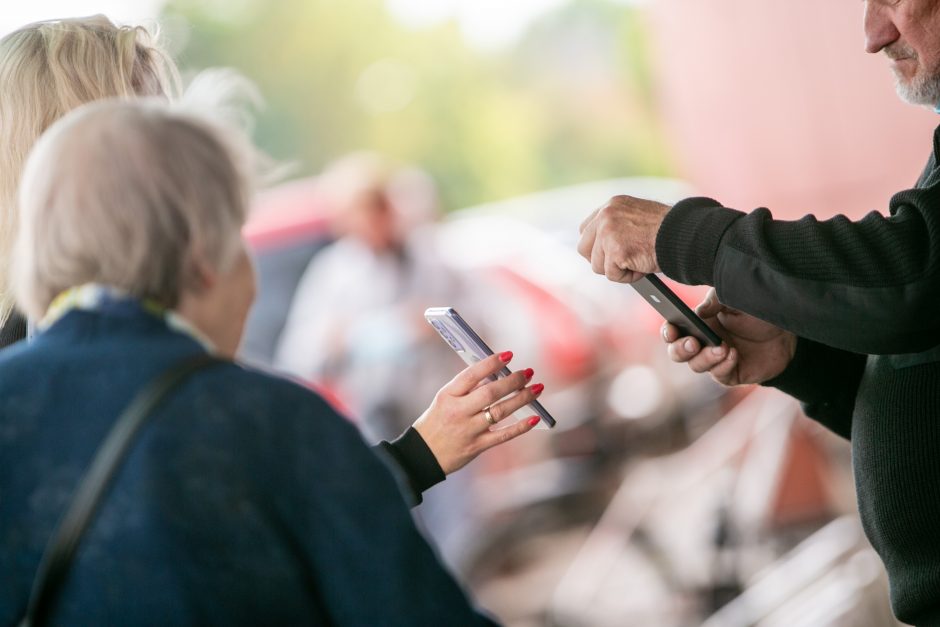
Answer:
[695,287,722,318]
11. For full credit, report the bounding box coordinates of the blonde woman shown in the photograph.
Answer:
[0,16,176,347]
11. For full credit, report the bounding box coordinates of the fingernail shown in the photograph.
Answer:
[527,416,540,426]
[661,326,669,342]
[683,338,695,352]
[523,368,534,380]
[711,346,725,356]
[531,383,545,395]
[498,351,513,362]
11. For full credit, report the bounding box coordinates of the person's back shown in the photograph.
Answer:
[0,302,492,625]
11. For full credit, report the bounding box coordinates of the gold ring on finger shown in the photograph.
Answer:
[483,407,496,425]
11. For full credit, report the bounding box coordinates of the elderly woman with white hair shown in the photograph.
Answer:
[0,98,543,625]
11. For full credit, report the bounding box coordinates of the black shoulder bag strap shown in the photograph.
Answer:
[19,353,225,627]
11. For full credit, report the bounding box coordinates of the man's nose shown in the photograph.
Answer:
[864,2,901,54]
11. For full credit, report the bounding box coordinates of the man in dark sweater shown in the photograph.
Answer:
[578,1,940,625]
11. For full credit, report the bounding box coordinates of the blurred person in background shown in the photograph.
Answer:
[0,98,541,626]
[577,1,940,623]
[275,152,477,444]
[274,153,499,564]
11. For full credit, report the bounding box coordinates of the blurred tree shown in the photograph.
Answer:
[162,0,673,210]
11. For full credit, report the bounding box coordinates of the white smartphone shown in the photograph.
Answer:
[424,307,556,429]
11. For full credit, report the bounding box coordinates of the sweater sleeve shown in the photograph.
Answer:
[761,337,867,440]
[373,427,446,507]
[656,180,940,355]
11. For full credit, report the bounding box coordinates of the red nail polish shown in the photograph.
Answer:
[523,368,534,380]
[498,351,513,362]
[531,383,544,395]
[527,416,539,426]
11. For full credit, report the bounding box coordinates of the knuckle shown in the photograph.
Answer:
[457,371,475,389]
[484,385,502,406]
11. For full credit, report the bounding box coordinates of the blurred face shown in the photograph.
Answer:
[344,190,402,252]
[177,237,257,358]
[864,0,940,106]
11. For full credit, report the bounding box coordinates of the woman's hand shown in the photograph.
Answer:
[663,288,797,386]
[413,351,544,475]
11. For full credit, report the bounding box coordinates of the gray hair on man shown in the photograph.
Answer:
[12,98,253,319]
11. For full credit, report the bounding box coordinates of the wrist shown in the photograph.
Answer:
[390,426,446,491]
[656,197,744,285]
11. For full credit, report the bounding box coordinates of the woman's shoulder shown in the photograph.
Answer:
[173,359,383,482]
[185,360,368,450]
[194,359,344,418]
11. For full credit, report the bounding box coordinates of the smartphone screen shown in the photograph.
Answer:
[424,307,556,429]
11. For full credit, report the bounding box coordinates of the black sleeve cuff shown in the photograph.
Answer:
[761,337,864,440]
[373,427,445,507]
[656,197,745,286]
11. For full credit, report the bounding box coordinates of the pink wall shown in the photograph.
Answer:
[648,0,937,220]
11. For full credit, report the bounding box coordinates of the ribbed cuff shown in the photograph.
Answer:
[761,336,825,399]
[761,337,862,440]
[656,197,744,286]
[376,427,445,507]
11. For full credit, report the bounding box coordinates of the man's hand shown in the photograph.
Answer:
[577,195,671,283]
[664,288,797,386]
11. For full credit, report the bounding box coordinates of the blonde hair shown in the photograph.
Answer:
[13,100,252,319]
[0,15,179,325]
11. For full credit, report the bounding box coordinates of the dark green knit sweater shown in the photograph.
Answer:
[655,125,940,625]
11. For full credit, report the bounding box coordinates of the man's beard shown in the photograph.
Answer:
[886,43,940,107]
[894,70,940,107]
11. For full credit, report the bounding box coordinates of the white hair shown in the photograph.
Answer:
[13,99,254,319]
[894,71,940,107]
[885,41,940,107]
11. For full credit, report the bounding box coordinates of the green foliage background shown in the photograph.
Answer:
[162,0,673,210]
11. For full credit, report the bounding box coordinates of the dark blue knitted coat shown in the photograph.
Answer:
[0,306,495,626]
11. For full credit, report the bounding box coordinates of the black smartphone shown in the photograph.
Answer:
[424,307,556,429]
[631,274,722,347]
